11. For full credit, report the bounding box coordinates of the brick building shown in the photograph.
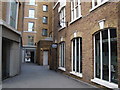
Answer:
[22,0,53,65]
[52,0,120,88]
[0,1,24,80]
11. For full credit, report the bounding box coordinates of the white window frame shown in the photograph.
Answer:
[70,0,82,22]
[92,29,118,88]
[29,0,35,5]
[42,16,48,24]
[28,22,34,32]
[59,7,66,29]
[43,5,48,12]
[8,0,19,29]
[90,0,109,11]
[28,36,34,45]
[59,42,66,71]
[29,9,35,18]
[70,37,82,77]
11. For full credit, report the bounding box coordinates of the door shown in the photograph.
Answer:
[43,51,48,65]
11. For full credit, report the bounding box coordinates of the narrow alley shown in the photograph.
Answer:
[2,63,96,88]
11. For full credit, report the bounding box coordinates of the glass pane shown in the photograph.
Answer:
[110,29,118,84]
[76,38,79,72]
[76,6,79,18]
[43,17,47,24]
[43,5,48,11]
[80,38,82,73]
[95,32,101,78]
[42,29,47,36]
[62,43,65,67]
[102,30,109,81]
[29,0,35,5]
[73,39,75,71]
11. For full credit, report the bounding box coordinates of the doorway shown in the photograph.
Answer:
[43,51,48,65]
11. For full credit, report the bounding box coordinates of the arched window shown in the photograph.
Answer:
[94,28,118,84]
[71,37,82,76]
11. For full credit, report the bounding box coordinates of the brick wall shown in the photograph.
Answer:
[52,1,120,88]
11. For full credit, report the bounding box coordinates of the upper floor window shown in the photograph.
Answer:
[42,16,48,24]
[43,5,48,12]
[59,7,66,28]
[92,0,108,8]
[71,0,82,21]
[28,22,34,31]
[29,9,35,18]
[28,36,34,45]
[42,29,48,36]
[10,1,18,28]
[29,0,35,5]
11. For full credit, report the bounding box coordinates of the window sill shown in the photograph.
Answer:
[90,0,109,12]
[23,31,37,33]
[24,17,37,19]
[58,26,66,31]
[27,4,38,6]
[91,78,118,88]
[58,67,66,71]
[69,15,82,25]
[70,71,82,78]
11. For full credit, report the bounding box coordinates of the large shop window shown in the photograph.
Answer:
[59,42,65,69]
[71,37,82,75]
[71,0,82,21]
[94,29,118,84]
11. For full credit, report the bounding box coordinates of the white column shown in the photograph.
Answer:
[94,36,96,78]
[75,39,77,72]
[79,38,81,73]
[108,29,111,82]
[71,40,73,71]
[100,31,103,79]
[0,25,2,89]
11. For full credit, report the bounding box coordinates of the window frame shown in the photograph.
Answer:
[71,37,82,77]
[28,22,35,32]
[42,16,48,24]
[70,0,82,22]
[59,7,66,28]
[43,5,48,12]
[92,28,118,88]
[59,42,66,71]
[27,36,34,45]
[42,29,48,36]
[29,0,35,5]
[29,9,35,18]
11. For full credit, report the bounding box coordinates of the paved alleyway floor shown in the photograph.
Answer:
[2,63,97,88]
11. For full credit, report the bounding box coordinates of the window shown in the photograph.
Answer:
[92,0,107,8]
[28,36,34,45]
[10,1,18,28]
[71,0,81,21]
[29,0,35,5]
[28,22,34,31]
[59,42,65,69]
[94,29,118,84]
[42,16,48,24]
[42,29,48,36]
[29,9,35,18]
[43,5,48,12]
[71,37,82,75]
[59,7,66,28]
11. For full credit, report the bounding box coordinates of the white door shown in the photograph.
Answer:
[43,51,48,65]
